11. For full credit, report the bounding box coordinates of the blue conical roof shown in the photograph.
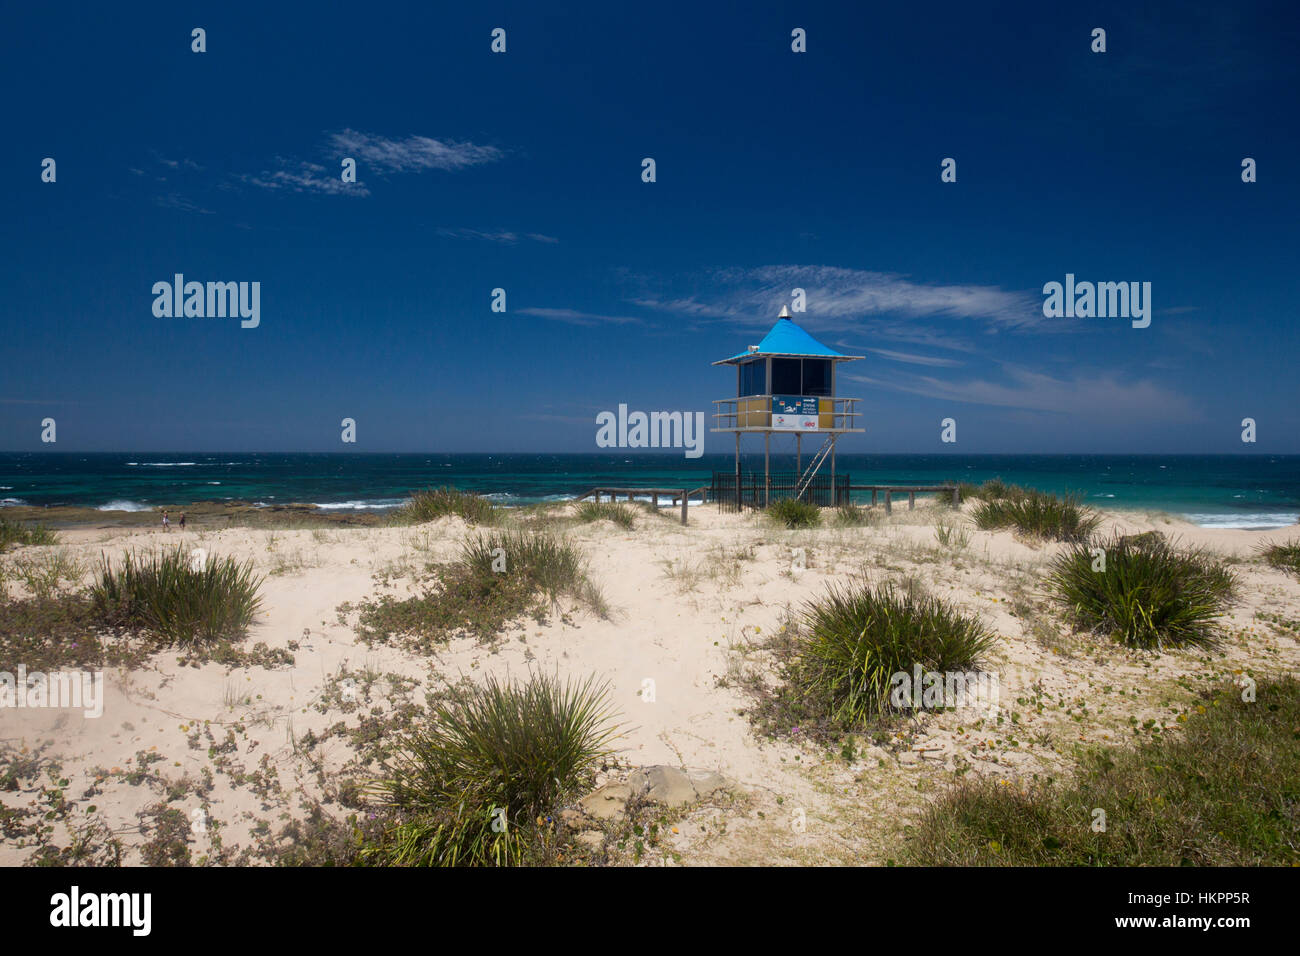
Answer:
[714,311,861,364]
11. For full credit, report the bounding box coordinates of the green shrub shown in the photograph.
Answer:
[958,478,1031,504]
[393,487,498,526]
[766,498,821,529]
[367,672,619,866]
[783,580,996,728]
[0,593,148,674]
[972,491,1099,542]
[10,549,85,599]
[460,530,587,606]
[934,520,971,550]
[978,478,1030,501]
[0,517,57,552]
[574,501,636,529]
[353,531,603,649]
[1259,540,1300,577]
[907,676,1300,865]
[1047,532,1236,649]
[91,547,263,645]
[831,503,875,527]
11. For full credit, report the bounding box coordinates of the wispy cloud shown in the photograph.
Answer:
[154,193,214,215]
[517,307,643,327]
[865,347,964,368]
[633,264,1041,332]
[438,228,559,244]
[153,155,204,171]
[238,158,370,197]
[328,130,502,174]
[238,130,503,198]
[844,365,1200,421]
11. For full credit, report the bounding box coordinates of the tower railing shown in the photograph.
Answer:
[711,394,862,432]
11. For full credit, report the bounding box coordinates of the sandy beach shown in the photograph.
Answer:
[2,498,1297,866]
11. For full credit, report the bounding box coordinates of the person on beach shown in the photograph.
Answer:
[161,510,170,532]
[179,512,186,531]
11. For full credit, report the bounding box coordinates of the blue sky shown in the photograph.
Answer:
[2,1,1297,454]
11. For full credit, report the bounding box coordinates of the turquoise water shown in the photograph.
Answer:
[1,453,1297,529]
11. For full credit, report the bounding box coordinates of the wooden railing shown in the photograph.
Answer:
[848,484,960,513]
[711,395,863,432]
[577,486,710,525]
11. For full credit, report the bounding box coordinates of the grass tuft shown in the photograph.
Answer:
[353,530,605,649]
[9,549,85,599]
[972,490,1099,542]
[392,487,498,526]
[91,547,263,645]
[766,498,822,529]
[1047,531,1237,649]
[768,579,996,731]
[958,478,1033,503]
[574,501,636,529]
[831,503,876,527]
[1259,539,1300,577]
[366,672,619,866]
[0,517,58,552]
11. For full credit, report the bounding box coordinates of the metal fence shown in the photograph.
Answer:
[711,471,850,511]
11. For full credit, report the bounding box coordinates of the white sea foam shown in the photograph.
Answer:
[96,500,153,512]
[0,498,27,507]
[312,499,405,511]
[127,462,197,467]
[1184,512,1299,530]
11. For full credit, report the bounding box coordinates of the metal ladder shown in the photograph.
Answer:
[793,435,835,501]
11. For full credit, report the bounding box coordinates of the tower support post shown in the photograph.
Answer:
[764,432,771,506]
[830,437,837,506]
[734,432,741,509]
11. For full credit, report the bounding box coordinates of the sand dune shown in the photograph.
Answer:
[2,501,1297,866]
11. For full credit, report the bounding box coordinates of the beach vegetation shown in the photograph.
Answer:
[830,503,876,527]
[972,490,1099,542]
[958,478,1031,504]
[0,592,147,674]
[1047,532,1237,649]
[91,547,264,645]
[751,579,996,735]
[934,520,971,550]
[8,549,86,600]
[365,672,619,866]
[766,498,821,529]
[907,676,1300,865]
[1259,539,1300,577]
[392,487,499,526]
[0,517,58,552]
[351,530,606,649]
[574,501,636,529]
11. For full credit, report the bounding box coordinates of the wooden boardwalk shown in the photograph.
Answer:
[575,483,958,522]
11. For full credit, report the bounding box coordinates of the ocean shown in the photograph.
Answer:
[1,453,1297,530]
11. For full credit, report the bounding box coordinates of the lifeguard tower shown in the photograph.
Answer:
[711,307,863,508]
